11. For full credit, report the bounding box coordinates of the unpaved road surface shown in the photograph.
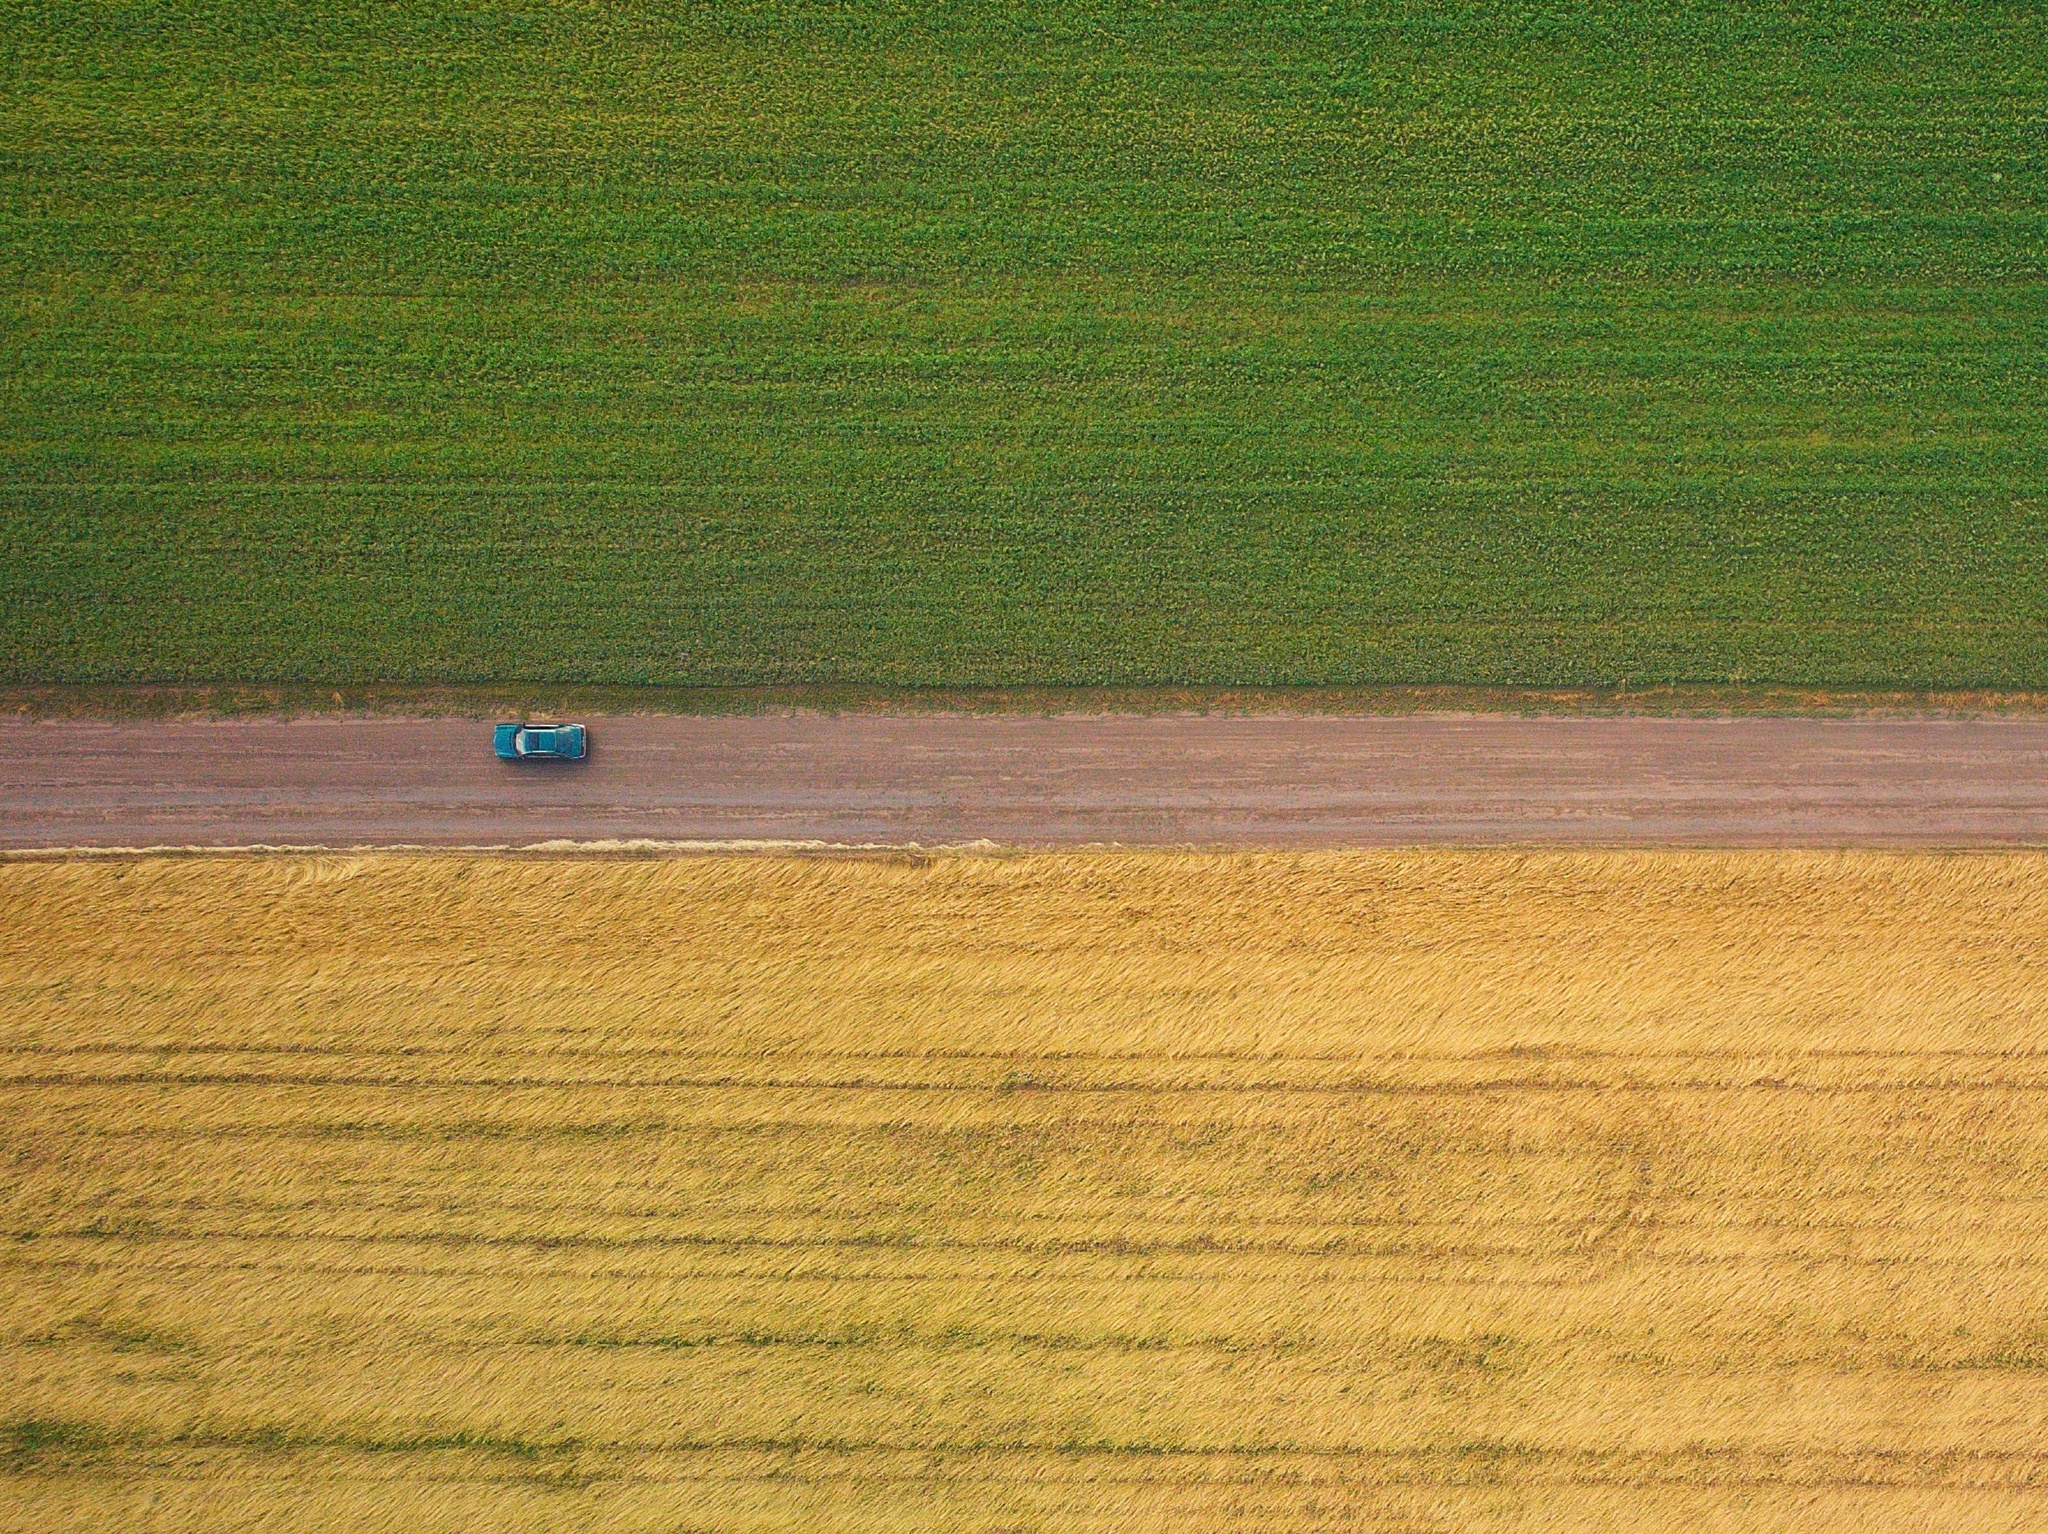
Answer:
[7,714,2048,849]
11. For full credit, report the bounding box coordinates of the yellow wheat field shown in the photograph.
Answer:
[4,849,2048,1531]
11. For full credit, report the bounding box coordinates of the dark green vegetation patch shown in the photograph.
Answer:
[3,1,2044,687]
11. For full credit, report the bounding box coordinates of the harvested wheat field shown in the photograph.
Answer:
[5,850,2048,1531]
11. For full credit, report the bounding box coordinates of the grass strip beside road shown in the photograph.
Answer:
[19,681,2048,721]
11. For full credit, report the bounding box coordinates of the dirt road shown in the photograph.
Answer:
[7,713,2048,849]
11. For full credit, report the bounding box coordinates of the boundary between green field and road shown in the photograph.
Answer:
[12,685,2048,722]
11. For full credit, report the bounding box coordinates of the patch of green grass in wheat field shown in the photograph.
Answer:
[1,1,2043,686]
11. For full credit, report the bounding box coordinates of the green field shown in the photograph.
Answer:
[3,1,2045,688]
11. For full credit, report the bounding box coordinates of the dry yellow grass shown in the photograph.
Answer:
[3,849,2048,1531]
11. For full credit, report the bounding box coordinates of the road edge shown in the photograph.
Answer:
[14,683,2048,721]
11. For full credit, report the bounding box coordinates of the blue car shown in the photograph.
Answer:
[493,721,587,761]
